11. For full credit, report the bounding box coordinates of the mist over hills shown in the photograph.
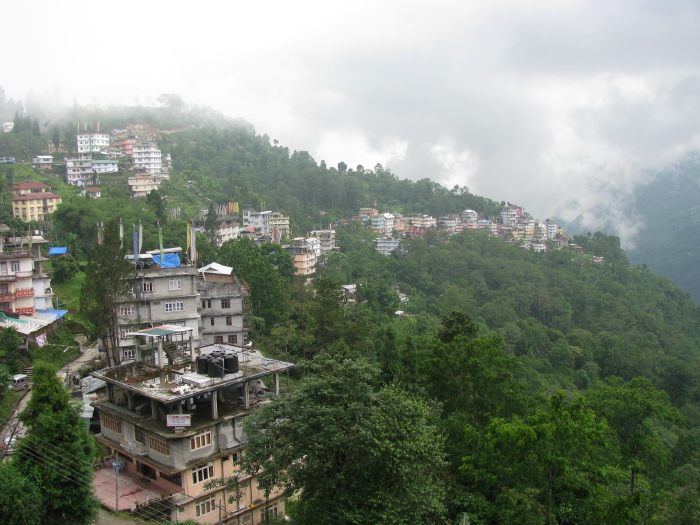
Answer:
[626,153,700,303]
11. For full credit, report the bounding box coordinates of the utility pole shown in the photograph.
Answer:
[115,451,119,512]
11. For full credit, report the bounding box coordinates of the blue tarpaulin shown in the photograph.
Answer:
[150,253,181,268]
[48,247,68,255]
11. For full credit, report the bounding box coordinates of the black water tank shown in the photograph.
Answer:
[196,355,209,375]
[224,354,239,374]
[208,357,225,378]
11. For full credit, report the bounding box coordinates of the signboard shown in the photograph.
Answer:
[167,414,191,427]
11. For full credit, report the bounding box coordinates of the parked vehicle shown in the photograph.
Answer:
[7,374,29,391]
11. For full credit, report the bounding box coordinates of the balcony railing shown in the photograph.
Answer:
[16,288,34,297]
[0,250,30,259]
[0,292,16,301]
[15,271,32,278]
[0,275,17,282]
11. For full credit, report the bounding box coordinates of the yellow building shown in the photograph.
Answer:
[11,192,62,222]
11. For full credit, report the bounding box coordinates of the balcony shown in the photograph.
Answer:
[0,275,17,282]
[0,292,16,301]
[0,250,30,259]
[16,288,34,297]
[15,271,33,279]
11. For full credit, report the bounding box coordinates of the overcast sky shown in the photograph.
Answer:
[4,0,700,246]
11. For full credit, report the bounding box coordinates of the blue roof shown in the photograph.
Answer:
[151,253,181,268]
[49,247,68,255]
[34,309,68,320]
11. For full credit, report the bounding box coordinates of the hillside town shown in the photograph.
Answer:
[0,124,612,525]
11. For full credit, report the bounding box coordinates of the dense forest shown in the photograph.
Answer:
[2,99,700,523]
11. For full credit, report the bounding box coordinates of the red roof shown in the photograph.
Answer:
[11,192,62,201]
[85,187,100,192]
[10,182,51,190]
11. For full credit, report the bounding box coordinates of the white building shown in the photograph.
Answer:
[92,159,119,174]
[77,132,110,155]
[376,237,401,256]
[133,142,162,174]
[66,158,95,186]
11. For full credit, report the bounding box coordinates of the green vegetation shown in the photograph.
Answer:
[12,361,99,524]
[3,99,700,522]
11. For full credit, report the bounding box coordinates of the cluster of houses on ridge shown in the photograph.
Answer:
[17,127,171,198]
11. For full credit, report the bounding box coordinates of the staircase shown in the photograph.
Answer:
[17,354,33,384]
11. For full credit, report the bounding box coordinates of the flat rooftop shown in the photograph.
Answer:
[91,345,294,404]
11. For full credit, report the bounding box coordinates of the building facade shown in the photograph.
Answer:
[133,142,162,174]
[77,132,110,154]
[198,263,250,347]
[0,233,53,314]
[11,192,62,222]
[117,251,200,362]
[92,339,294,524]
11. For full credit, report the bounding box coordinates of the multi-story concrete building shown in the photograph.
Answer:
[133,142,162,174]
[216,218,240,247]
[375,237,401,256]
[31,155,53,169]
[11,192,62,222]
[128,174,170,198]
[409,214,437,229]
[197,262,251,347]
[461,209,479,223]
[269,212,291,240]
[284,238,317,276]
[242,210,271,235]
[77,132,110,155]
[92,159,119,174]
[117,249,200,362]
[66,158,95,186]
[0,233,53,315]
[500,206,523,228]
[91,337,294,523]
[309,230,338,255]
[111,134,138,158]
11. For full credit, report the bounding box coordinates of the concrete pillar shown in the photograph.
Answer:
[157,339,164,369]
[189,332,195,363]
[274,373,280,396]
[211,390,219,419]
[151,399,158,420]
[127,390,134,410]
[243,382,250,409]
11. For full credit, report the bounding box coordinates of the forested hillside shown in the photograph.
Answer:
[2,105,700,522]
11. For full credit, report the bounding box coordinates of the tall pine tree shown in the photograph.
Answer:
[14,361,99,524]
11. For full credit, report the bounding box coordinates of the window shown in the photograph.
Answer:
[135,427,146,444]
[242,515,252,524]
[221,299,231,309]
[10,261,20,272]
[142,281,153,292]
[214,336,224,344]
[263,505,278,522]
[226,316,232,326]
[148,435,170,456]
[165,300,184,312]
[191,463,214,484]
[169,278,182,291]
[190,429,212,451]
[119,305,135,316]
[195,496,216,517]
[123,349,135,360]
[228,335,238,344]
[102,414,122,434]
